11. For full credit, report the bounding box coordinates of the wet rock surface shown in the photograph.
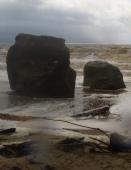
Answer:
[6,34,76,97]
[83,61,126,90]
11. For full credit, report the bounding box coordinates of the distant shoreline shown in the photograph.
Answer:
[1,42,131,46]
[67,43,131,46]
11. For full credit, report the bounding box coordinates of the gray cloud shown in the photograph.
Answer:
[0,0,131,43]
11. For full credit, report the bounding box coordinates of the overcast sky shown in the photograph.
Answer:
[1,0,131,43]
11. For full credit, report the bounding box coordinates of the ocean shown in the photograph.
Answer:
[0,44,131,138]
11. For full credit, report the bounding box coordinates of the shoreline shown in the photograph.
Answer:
[0,44,131,169]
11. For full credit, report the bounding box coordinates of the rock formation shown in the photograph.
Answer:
[83,61,125,90]
[7,34,76,97]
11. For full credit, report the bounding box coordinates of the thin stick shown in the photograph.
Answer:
[0,113,35,121]
[42,117,109,137]
[89,137,109,146]
[72,105,110,118]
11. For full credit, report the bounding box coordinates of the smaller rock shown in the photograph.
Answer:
[110,133,131,152]
[83,61,126,90]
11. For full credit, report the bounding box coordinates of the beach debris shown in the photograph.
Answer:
[1,115,130,154]
[0,128,16,135]
[58,137,110,153]
[72,105,110,118]
[87,133,131,153]
[0,140,33,157]
[0,113,36,121]
[42,117,109,137]
[63,128,105,136]
[86,133,131,153]
[57,132,131,153]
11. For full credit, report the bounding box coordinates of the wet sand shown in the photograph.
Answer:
[0,133,131,170]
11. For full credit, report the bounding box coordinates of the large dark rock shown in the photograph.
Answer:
[83,61,126,90]
[6,34,76,97]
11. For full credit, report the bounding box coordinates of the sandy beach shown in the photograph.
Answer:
[0,132,131,170]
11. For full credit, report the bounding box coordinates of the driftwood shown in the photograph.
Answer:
[58,137,110,153]
[72,105,110,118]
[0,105,109,122]
[89,133,131,153]
[0,128,16,135]
[58,133,131,153]
[0,113,35,121]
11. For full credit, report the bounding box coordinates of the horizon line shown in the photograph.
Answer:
[0,41,131,46]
